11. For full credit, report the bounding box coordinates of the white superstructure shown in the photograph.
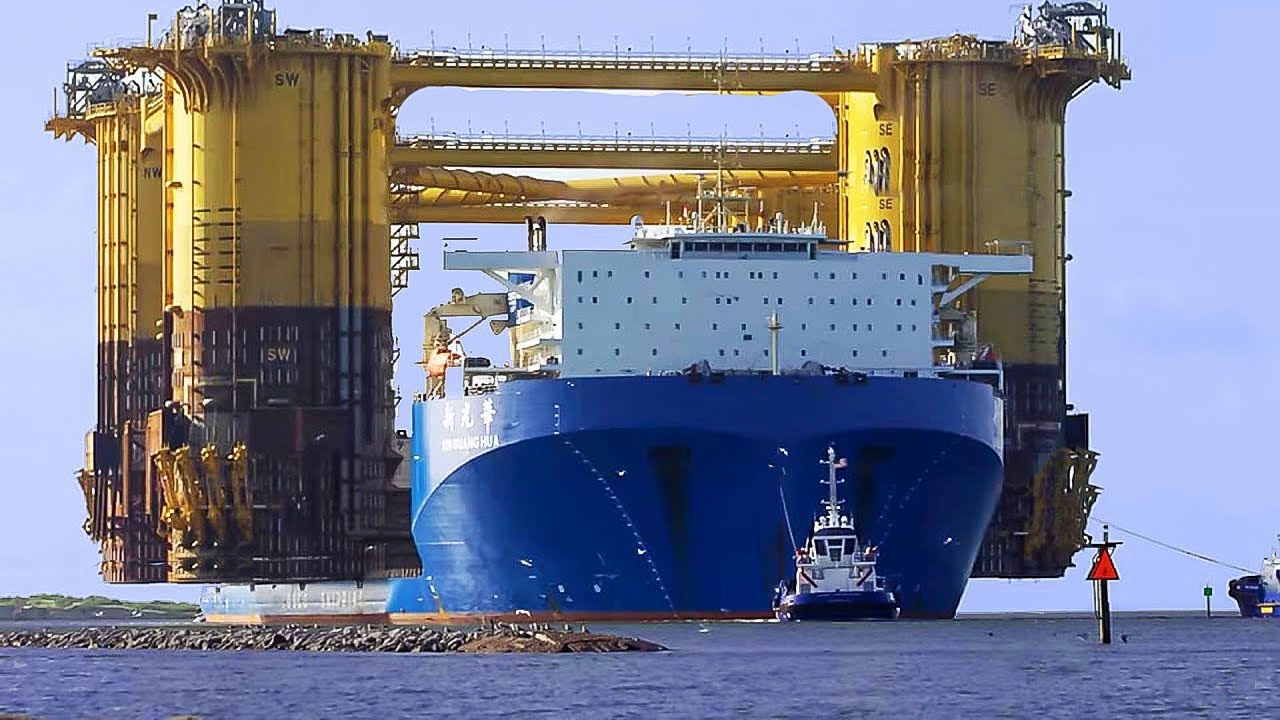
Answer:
[439,222,1032,380]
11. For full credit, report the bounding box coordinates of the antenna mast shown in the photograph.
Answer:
[821,446,843,524]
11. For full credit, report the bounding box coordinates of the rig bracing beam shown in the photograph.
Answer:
[391,134,837,171]
[390,48,878,95]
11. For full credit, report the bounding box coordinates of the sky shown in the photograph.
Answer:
[0,0,1274,613]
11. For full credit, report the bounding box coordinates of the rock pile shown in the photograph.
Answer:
[0,623,665,654]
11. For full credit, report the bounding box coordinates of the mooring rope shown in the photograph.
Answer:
[1090,517,1255,575]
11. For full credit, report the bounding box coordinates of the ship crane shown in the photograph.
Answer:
[419,289,510,400]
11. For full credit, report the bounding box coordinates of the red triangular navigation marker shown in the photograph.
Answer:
[1087,547,1120,581]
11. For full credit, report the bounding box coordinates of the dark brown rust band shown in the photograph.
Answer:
[85,307,417,584]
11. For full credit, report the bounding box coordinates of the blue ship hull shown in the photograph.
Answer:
[776,590,899,621]
[386,373,1004,621]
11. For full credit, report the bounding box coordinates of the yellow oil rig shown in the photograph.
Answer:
[48,1,1126,585]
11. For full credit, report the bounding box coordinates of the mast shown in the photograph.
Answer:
[821,446,842,525]
[768,313,781,376]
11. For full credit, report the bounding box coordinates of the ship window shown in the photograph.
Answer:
[626,297,633,304]
[852,272,858,280]
[593,270,598,278]
[577,323,584,330]
[744,334,753,341]
[900,273,906,281]
[777,298,783,304]
[867,298,873,305]
[733,349,740,356]
[577,296,583,303]
[615,323,621,330]
[763,297,769,304]
[645,323,651,330]
[829,298,836,305]
[712,323,719,330]
[896,299,902,306]
[716,298,722,305]
[577,349,584,355]
[808,298,814,305]
[643,271,649,278]
[615,349,621,356]
[881,272,887,280]
[912,324,917,331]
[652,297,658,304]
[829,272,836,280]
[652,349,658,356]
[674,323,681,330]
[852,324,858,331]
[852,350,859,357]
[682,297,688,304]
[801,349,808,357]
[741,323,748,330]
[882,350,888,357]
[844,539,858,554]
[592,297,598,304]
[867,324,873,331]
[897,324,903,331]
[702,271,708,278]
[815,540,827,554]
[764,349,770,357]
[852,298,858,306]
[813,272,820,279]
[577,271,583,283]
[801,323,807,331]
[608,270,614,278]
[918,274,924,285]
[829,546,842,562]
[829,324,836,331]
[772,272,778,279]
[678,271,684,278]
[719,349,725,356]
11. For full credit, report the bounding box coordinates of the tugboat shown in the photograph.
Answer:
[773,447,899,621]
[1228,536,1280,618]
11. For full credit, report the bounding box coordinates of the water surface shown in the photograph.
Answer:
[2,616,1277,718]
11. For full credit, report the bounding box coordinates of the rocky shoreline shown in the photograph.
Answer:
[0,623,666,654]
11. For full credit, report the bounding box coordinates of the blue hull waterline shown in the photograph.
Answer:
[384,373,1003,621]
[777,590,899,621]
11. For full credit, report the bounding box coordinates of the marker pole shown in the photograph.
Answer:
[1096,576,1111,644]
[1086,525,1120,645]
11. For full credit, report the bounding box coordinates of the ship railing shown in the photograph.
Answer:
[632,223,826,241]
[940,364,1004,394]
[981,239,1034,256]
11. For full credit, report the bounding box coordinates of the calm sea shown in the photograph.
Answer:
[2,615,1278,719]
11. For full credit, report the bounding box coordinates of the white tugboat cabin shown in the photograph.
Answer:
[774,447,899,621]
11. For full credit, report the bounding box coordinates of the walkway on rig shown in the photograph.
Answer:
[391,134,837,171]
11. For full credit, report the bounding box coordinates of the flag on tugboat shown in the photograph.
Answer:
[834,457,848,469]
